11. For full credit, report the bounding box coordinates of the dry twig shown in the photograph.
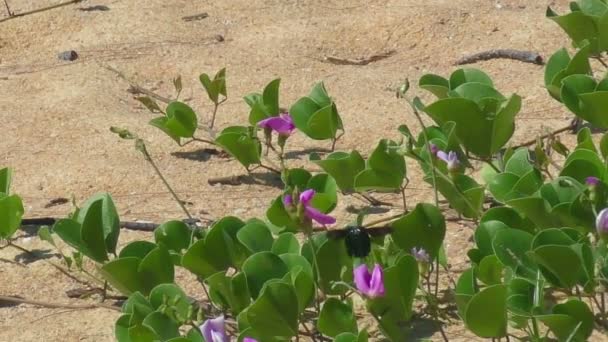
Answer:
[455,49,544,65]
[0,295,121,312]
[321,50,396,66]
[101,64,173,103]
[0,0,83,23]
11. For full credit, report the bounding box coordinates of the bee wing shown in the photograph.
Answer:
[326,229,348,239]
[366,226,393,237]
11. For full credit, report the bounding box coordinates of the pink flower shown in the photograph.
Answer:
[586,177,600,187]
[436,150,460,171]
[411,247,430,263]
[283,189,336,225]
[243,338,258,342]
[353,264,385,298]
[258,113,295,136]
[429,143,439,155]
[596,208,608,241]
[199,316,228,342]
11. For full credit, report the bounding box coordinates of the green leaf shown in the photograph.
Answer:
[312,151,366,192]
[537,299,594,341]
[449,68,494,88]
[547,9,601,53]
[419,73,450,98]
[150,102,198,143]
[455,268,477,317]
[154,220,191,254]
[263,79,281,116]
[182,218,243,279]
[426,172,484,218]
[246,281,299,339]
[290,83,342,140]
[215,126,262,168]
[79,199,109,262]
[142,312,180,341]
[76,193,120,255]
[390,203,446,260]
[492,228,536,279]
[119,241,157,259]
[206,271,251,314]
[0,167,12,195]
[532,245,583,288]
[464,285,508,338]
[200,68,226,104]
[242,252,289,298]
[309,237,352,295]
[318,298,358,337]
[237,221,274,254]
[115,314,134,342]
[128,324,158,342]
[149,284,191,322]
[354,140,406,192]
[271,233,300,254]
[0,194,24,240]
[136,96,162,113]
[474,220,509,260]
[477,255,503,285]
[369,255,419,325]
[102,247,175,296]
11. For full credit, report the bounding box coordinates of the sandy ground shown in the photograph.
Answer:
[1,0,606,341]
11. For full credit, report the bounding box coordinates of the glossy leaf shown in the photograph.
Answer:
[0,194,24,240]
[318,298,358,337]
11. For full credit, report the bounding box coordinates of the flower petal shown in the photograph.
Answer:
[257,115,295,135]
[299,189,315,205]
[436,150,449,163]
[243,338,258,342]
[200,316,226,342]
[353,264,371,295]
[305,206,336,225]
[283,194,293,207]
[369,264,385,297]
[586,176,600,186]
[596,208,608,233]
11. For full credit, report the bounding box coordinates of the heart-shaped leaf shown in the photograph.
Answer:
[318,298,358,337]
[0,194,23,240]
[390,203,446,260]
[246,281,299,339]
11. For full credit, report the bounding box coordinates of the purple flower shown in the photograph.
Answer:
[586,177,600,187]
[596,208,608,240]
[353,264,385,298]
[436,150,460,171]
[243,338,258,342]
[283,189,336,225]
[411,247,430,263]
[258,113,295,136]
[429,143,439,155]
[200,316,228,342]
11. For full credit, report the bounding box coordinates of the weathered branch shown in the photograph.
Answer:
[0,0,83,23]
[0,295,121,312]
[455,49,544,66]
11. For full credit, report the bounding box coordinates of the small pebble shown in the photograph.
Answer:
[57,50,78,61]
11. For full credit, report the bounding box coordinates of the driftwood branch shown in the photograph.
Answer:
[20,218,204,231]
[455,49,544,66]
[0,0,83,23]
[0,295,121,312]
[321,50,396,66]
[101,64,173,103]
[182,12,208,22]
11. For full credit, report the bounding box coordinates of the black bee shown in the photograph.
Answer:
[326,225,393,258]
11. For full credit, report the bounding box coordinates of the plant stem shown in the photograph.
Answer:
[0,295,121,311]
[595,55,608,69]
[434,258,440,298]
[406,99,439,207]
[8,241,91,286]
[531,317,541,341]
[400,186,408,213]
[209,100,223,129]
[141,147,193,219]
[258,163,281,174]
[306,231,323,318]
[191,137,217,146]
[512,123,573,149]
